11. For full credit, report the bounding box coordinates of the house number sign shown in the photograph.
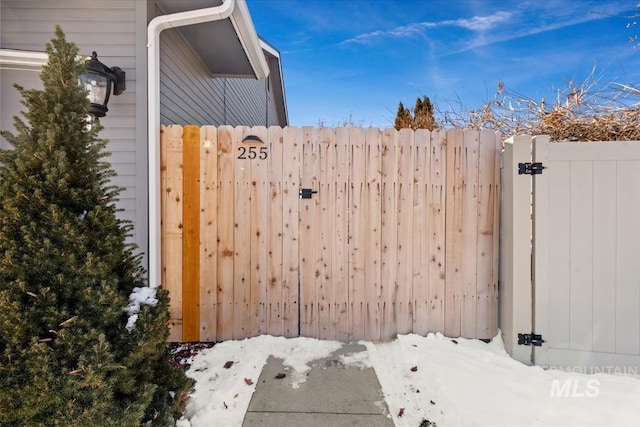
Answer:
[237,146,268,160]
[237,135,268,159]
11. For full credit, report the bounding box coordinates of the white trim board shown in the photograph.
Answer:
[0,49,48,71]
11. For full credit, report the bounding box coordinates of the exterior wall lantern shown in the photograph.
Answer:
[79,51,126,118]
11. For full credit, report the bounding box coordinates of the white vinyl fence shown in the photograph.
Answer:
[502,135,640,371]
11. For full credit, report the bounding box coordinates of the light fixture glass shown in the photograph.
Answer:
[79,73,108,105]
[79,51,125,118]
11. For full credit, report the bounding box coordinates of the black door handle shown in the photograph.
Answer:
[299,188,318,199]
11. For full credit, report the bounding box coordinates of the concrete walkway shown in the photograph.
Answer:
[243,343,393,427]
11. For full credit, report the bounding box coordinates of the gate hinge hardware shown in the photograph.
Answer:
[299,188,318,199]
[517,333,545,346]
[518,162,545,175]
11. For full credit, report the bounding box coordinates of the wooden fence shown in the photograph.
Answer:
[161,125,500,342]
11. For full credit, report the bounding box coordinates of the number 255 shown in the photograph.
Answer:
[237,146,267,160]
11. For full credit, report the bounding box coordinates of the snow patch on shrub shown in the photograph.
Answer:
[125,286,158,331]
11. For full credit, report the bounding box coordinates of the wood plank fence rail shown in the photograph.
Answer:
[160,125,500,342]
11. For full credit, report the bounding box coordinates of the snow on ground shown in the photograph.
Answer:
[176,335,341,427]
[365,333,640,426]
[176,333,640,427]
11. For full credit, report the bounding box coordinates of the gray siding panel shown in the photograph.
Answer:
[1,0,147,262]
[159,25,225,125]
[158,14,279,128]
[224,77,269,126]
[267,88,279,126]
[0,69,43,148]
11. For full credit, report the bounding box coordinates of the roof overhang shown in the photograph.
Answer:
[260,38,288,126]
[155,0,268,79]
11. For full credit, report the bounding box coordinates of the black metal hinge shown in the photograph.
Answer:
[518,162,545,175]
[299,188,318,199]
[518,333,545,346]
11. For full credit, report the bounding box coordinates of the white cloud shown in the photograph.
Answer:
[448,9,619,56]
[341,11,512,45]
[451,11,512,31]
[340,0,634,50]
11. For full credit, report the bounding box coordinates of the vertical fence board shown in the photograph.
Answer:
[365,128,382,340]
[428,130,446,333]
[182,126,200,342]
[317,127,333,339]
[282,127,301,337]
[216,126,235,340]
[349,128,367,339]
[249,127,269,336]
[592,161,617,353]
[300,127,318,336]
[161,125,184,342]
[614,162,640,355]
[267,127,284,336]
[381,129,398,339]
[476,130,498,339]
[332,127,350,340]
[445,129,464,337]
[491,134,500,335]
[233,126,252,338]
[461,130,479,338]
[396,129,415,335]
[569,161,594,351]
[501,135,533,362]
[200,126,218,342]
[413,130,431,335]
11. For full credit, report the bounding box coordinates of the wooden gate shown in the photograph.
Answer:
[161,125,500,342]
[502,135,640,370]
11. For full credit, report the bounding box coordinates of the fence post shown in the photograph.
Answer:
[500,135,533,364]
[182,125,201,342]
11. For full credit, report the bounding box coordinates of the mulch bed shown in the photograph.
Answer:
[169,342,217,371]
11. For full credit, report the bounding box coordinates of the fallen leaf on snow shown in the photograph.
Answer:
[398,408,405,417]
[410,366,418,372]
[223,361,234,369]
[244,378,254,385]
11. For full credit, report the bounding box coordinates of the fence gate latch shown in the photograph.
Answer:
[517,333,545,346]
[299,188,318,199]
[518,162,545,175]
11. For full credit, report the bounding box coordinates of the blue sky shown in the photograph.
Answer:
[247,0,640,128]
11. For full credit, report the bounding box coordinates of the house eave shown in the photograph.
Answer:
[259,38,288,126]
[155,0,269,80]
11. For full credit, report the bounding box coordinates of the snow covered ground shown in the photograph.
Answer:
[176,333,640,427]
